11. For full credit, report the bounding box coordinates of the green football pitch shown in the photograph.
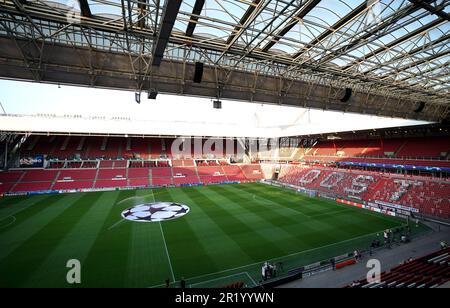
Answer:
[0,183,418,288]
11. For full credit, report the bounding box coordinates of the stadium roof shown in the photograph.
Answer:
[0,0,449,122]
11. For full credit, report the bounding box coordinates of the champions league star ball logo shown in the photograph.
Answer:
[121,202,190,222]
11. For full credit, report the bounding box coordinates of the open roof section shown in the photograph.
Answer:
[0,0,448,122]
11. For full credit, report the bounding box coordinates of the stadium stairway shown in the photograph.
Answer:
[220,165,230,182]
[194,165,201,184]
[92,168,100,188]
[9,171,25,192]
[394,140,409,158]
[149,168,153,186]
[346,247,450,288]
[169,165,174,185]
[49,170,62,190]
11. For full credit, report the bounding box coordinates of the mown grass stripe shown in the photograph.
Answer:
[206,185,320,249]
[81,190,134,287]
[22,191,116,287]
[210,184,351,252]
[0,194,78,260]
[0,183,422,288]
[174,187,255,269]
[0,195,48,220]
[186,186,286,261]
[0,192,95,287]
[161,187,221,281]
[124,189,171,287]
[234,184,331,215]
[0,194,67,235]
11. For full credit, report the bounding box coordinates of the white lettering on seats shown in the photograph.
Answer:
[299,169,321,185]
[345,175,374,195]
[390,180,411,201]
[320,172,344,189]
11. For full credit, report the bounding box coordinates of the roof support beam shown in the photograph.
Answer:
[379,49,450,81]
[292,1,368,60]
[402,61,449,85]
[408,0,450,21]
[78,0,92,18]
[186,0,205,37]
[2,36,443,122]
[363,33,450,75]
[261,0,321,52]
[226,0,262,45]
[312,2,430,66]
[12,0,27,7]
[152,0,182,66]
[137,0,148,28]
[342,18,446,71]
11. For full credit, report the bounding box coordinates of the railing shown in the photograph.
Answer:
[304,154,448,161]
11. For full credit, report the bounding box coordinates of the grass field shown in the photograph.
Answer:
[0,183,416,288]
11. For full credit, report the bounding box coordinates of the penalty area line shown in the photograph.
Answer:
[245,272,258,287]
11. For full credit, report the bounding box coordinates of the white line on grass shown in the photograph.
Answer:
[230,187,312,219]
[0,216,16,229]
[333,201,402,224]
[150,188,176,283]
[245,272,258,287]
[107,219,126,230]
[148,189,156,202]
[148,227,392,288]
[159,222,176,283]
[308,208,352,218]
[188,272,249,288]
[111,189,160,229]
[116,196,144,205]
[0,203,35,221]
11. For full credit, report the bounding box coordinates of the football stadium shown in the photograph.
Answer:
[0,0,449,291]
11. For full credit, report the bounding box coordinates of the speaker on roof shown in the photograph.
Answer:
[135,92,141,104]
[148,89,158,100]
[193,62,204,83]
[340,88,352,103]
[414,102,425,113]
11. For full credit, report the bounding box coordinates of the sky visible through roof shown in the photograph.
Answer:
[20,0,449,92]
[0,79,428,137]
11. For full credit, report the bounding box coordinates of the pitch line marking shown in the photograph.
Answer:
[159,222,176,283]
[0,216,16,229]
[245,272,258,287]
[149,189,157,202]
[112,189,161,229]
[0,202,37,221]
[149,226,396,288]
[188,272,249,288]
[228,186,312,218]
[253,183,390,220]
[308,208,352,218]
[150,188,176,283]
[107,219,126,230]
[117,196,145,205]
